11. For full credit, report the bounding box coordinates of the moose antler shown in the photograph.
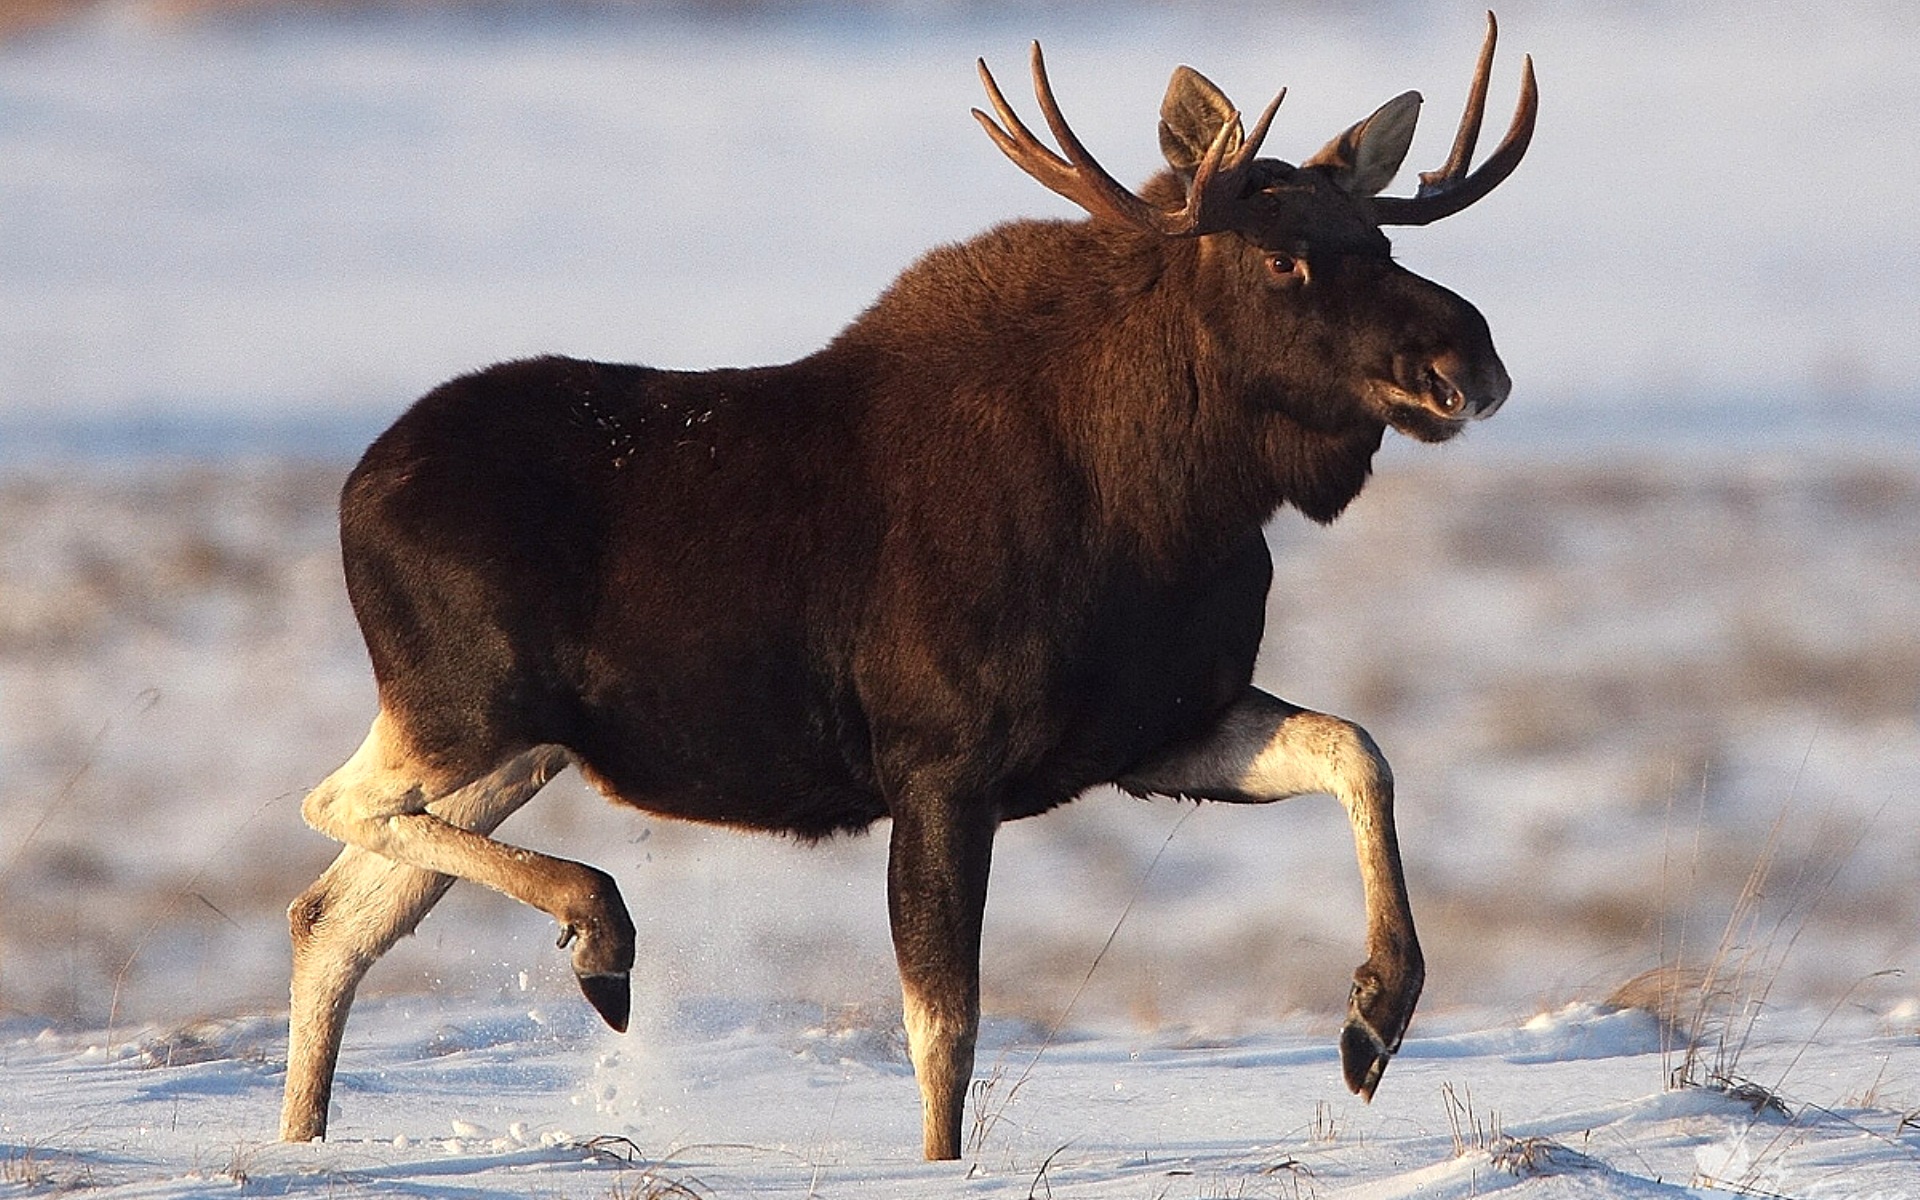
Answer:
[973,42,1284,237]
[1370,11,1537,226]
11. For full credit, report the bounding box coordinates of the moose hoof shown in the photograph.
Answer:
[577,971,631,1032]
[1339,1018,1392,1101]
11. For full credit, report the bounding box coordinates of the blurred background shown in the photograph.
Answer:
[2,0,1916,1036]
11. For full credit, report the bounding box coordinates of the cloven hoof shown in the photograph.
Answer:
[577,971,631,1033]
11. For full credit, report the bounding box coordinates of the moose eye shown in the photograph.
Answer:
[1264,252,1308,286]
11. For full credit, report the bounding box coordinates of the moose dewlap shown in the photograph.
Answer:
[281,15,1536,1161]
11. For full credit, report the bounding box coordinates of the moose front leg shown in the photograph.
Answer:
[1121,688,1424,1100]
[886,791,997,1160]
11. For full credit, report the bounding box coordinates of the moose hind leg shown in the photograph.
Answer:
[283,742,572,1141]
[285,715,633,1140]
[299,713,636,1030]
[284,844,450,1141]
[1121,688,1424,1101]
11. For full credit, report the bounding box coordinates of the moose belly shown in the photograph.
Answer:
[562,653,887,840]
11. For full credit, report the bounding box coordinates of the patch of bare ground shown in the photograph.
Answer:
[0,0,827,41]
[0,0,90,40]
[0,0,465,40]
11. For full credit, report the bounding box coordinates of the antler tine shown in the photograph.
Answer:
[974,45,1168,233]
[977,43,1279,237]
[1236,89,1286,170]
[972,55,1076,193]
[1372,12,1537,227]
[1420,9,1497,193]
[1168,85,1285,235]
[1175,115,1249,235]
[1024,43,1175,232]
[974,43,1294,238]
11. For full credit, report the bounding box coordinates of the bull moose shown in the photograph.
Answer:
[281,14,1536,1159]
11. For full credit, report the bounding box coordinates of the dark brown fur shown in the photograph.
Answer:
[341,202,1466,834]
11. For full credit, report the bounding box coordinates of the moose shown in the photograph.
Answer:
[281,15,1535,1159]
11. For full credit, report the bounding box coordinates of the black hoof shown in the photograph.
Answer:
[578,971,631,1033]
[1340,1019,1391,1101]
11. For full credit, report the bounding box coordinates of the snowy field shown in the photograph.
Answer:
[7,994,1920,1197]
[4,1,1920,1194]
[5,451,1920,1195]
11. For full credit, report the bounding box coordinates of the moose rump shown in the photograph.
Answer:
[335,356,894,837]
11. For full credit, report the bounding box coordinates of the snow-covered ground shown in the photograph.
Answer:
[5,452,1918,1194]
[3,2,1918,1193]
[7,993,1920,1196]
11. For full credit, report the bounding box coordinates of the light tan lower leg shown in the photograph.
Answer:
[1122,693,1404,937]
[902,979,978,1161]
[283,846,453,1140]
[281,738,569,1141]
[1121,688,1422,1098]
[298,716,631,974]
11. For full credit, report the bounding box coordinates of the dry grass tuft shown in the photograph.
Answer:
[1,1138,95,1191]
[1487,1134,1606,1178]
[1441,1081,1499,1158]
[577,1137,716,1199]
[1605,964,1711,1046]
[606,1174,712,1200]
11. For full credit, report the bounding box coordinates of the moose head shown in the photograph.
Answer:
[974,13,1535,453]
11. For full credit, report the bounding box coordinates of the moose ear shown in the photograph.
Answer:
[1158,66,1243,181]
[1304,90,1422,197]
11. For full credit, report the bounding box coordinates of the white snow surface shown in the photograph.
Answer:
[5,451,1919,1195]
[6,994,1920,1196]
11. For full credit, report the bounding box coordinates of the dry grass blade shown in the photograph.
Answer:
[1441,1081,1499,1157]
[971,806,1196,1158]
[1632,740,1883,1102]
[1026,1141,1070,1200]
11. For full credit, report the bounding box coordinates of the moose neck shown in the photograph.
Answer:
[1079,230,1388,547]
[833,217,1386,571]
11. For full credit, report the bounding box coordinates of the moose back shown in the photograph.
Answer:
[281,16,1536,1161]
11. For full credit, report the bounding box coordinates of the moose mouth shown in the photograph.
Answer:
[1372,349,1510,443]
[1372,380,1474,444]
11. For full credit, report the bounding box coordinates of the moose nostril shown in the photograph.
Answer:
[1415,360,1466,415]
[1425,366,1465,413]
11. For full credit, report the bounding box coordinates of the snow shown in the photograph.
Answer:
[4,1,1920,1193]
[5,994,1919,1196]
[5,454,1917,1199]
